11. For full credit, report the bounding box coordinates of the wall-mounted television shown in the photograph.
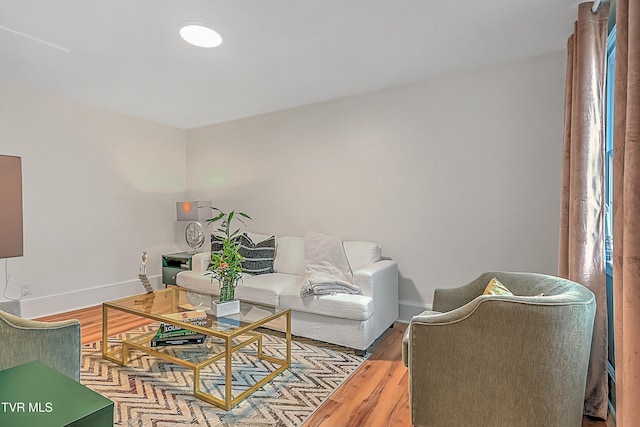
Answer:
[0,155,23,258]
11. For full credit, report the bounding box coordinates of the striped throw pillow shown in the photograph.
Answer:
[238,233,276,275]
[211,234,225,255]
[209,234,227,271]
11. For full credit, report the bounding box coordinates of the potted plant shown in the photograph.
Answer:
[205,208,251,316]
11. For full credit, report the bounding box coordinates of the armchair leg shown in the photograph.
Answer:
[355,349,366,357]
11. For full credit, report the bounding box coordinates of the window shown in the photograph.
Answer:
[604,23,616,413]
[605,26,616,268]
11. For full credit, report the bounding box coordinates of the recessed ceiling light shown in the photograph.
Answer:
[179,24,222,48]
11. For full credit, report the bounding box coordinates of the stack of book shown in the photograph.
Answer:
[151,310,208,347]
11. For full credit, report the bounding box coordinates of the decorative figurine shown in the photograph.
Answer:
[138,250,153,293]
[140,250,148,275]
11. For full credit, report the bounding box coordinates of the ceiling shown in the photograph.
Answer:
[0,1,581,129]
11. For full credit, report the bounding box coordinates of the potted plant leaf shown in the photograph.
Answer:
[205,208,251,316]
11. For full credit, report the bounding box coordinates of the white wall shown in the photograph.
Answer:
[0,51,566,320]
[0,82,187,318]
[186,51,566,320]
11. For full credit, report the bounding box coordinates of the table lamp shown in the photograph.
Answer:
[176,201,213,253]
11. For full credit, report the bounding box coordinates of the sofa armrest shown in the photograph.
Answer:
[0,311,81,381]
[354,260,399,327]
[191,252,211,272]
[353,260,398,298]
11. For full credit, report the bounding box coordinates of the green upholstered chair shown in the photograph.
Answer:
[402,272,596,427]
[0,309,81,381]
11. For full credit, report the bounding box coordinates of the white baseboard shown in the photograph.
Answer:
[398,299,431,323]
[20,275,162,319]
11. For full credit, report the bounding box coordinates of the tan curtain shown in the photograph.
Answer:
[558,2,609,419]
[612,0,640,425]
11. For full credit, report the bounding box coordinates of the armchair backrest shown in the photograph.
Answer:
[432,271,595,312]
[0,310,81,381]
[408,272,596,427]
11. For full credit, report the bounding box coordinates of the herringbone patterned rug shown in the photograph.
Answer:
[81,325,367,426]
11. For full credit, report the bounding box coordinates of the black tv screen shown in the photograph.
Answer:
[0,155,23,258]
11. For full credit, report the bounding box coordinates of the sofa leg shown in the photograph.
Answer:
[355,349,366,357]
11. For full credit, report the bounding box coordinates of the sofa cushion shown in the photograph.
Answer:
[177,271,300,308]
[305,231,352,278]
[300,231,354,297]
[236,273,302,307]
[343,241,381,271]
[273,236,306,275]
[279,285,373,321]
[176,270,219,295]
[238,233,275,275]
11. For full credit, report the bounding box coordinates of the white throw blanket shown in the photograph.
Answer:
[300,231,360,297]
[301,280,361,296]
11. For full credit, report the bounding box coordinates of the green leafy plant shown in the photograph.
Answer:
[205,208,251,302]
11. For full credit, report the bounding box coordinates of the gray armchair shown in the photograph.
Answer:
[403,272,596,427]
[0,310,81,381]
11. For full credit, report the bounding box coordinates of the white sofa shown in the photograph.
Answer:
[176,234,399,353]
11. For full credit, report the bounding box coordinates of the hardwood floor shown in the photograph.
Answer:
[38,307,610,427]
[305,323,410,427]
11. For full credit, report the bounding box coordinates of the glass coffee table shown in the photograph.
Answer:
[102,287,291,410]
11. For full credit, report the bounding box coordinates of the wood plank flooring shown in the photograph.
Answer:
[38,306,610,427]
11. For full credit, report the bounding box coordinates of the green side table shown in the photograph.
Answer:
[162,251,194,286]
[0,361,113,427]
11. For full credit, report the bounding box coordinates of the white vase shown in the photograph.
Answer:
[207,299,240,317]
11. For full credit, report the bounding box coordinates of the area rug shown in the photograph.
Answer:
[80,325,367,426]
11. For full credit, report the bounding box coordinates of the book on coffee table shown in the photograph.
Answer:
[153,326,200,340]
[159,310,207,334]
[150,333,207,347]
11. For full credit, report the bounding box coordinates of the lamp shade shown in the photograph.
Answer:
[176,201,212,221]
[0,155,23,258]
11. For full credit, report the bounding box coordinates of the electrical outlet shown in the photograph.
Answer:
[21,283,32,297]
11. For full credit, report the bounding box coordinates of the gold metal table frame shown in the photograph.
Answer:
[102,287,291,410]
